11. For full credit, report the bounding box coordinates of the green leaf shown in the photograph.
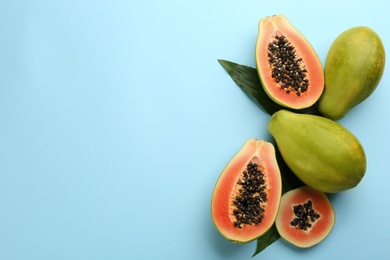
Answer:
[252,224,280,257]
[217,59,320,116]
[218,59,282,115]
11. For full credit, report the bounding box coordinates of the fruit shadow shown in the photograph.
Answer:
[208,221,254,259]
[277,237,321,254]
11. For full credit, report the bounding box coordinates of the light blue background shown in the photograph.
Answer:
[0,1,389,259]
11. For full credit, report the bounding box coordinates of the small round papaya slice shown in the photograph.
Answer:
[275,186,335,248]
[211,139,282,243]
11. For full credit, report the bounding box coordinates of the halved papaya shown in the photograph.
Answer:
[255,15,324,109]
[211,139,282,243]
[275,186,335,248]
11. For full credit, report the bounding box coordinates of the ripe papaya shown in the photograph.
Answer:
[255,14,324,110]
[319,26,385,120]
[211,139,282,243]
[276,186,335,248]
[268,110,366,193]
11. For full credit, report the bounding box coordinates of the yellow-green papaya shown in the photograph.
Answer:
[268,110,366,193]
[318,26,385,120]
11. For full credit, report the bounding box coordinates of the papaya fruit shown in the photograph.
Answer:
[211,139,282,243]
[268,110,366,193]
[318,26,385,120]
[275,186,335,248]
[255,14,324,110]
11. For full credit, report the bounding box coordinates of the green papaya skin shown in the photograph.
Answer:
[268,110,366,193]
[318,26,385,120]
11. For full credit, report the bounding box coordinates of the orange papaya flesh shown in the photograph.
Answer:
[255,14,324,110]
[211,139,282,243]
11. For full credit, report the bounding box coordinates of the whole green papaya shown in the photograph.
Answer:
[318,26,385,120]
[268,110,366,193]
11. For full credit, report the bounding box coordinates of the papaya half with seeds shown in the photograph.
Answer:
[211,139,282,243]
[268,110,366,193]
[276,186,335,248]
[255,14,324,110]
[318,26,385,120]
